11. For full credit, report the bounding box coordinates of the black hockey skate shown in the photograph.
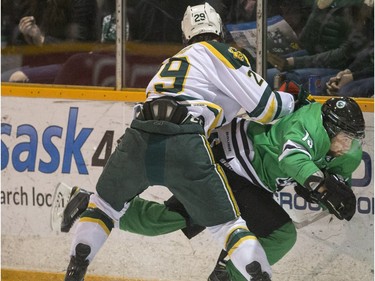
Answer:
[246,261,271,281]
[65,243,91,281]
[61,186,92,232]
[207,260,230,281]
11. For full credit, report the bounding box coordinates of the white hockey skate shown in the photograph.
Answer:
[50,182,92,232]
[51,182,74,231]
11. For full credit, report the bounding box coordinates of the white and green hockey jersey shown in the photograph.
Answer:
[217,102,363,192]
[145,40,295,135]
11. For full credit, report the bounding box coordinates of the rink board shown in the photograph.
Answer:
[1,269,150,281]
[1,92,374,281]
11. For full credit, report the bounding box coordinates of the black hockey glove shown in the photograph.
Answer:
[314,174,356,221]
[294,183,319,204]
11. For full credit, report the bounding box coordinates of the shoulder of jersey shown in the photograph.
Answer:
[196,41,251,69]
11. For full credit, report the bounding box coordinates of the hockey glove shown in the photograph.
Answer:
[314,174,356,221]
[278,80,315,111]
[294,183,319,204]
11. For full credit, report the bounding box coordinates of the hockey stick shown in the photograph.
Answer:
[293,210,331,229]
[50,182,73,231]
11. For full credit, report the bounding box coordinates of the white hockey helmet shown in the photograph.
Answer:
[181,3,223,44]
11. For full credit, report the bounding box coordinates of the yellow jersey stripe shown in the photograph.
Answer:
[200,42,235,69]
[188,99,223,134]
[257,96,276,123]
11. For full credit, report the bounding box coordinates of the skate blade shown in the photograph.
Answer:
[50,182,73,232]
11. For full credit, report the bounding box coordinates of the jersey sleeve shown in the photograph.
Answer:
[276,119,329,186]
[198,41,295,123]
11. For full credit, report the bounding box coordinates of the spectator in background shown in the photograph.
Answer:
[2,0,98,83]
[221,0,258,23]
[326,66,374,98]
[325,49,374,98]
[279,0,313,37]
[267,0,369,94]
[54,0,117,87]
[127,0,203,43]
[1,0,25,47]
[54,0,207,87]
[218,0,285,24]
[17,0,98,45]
[221,0,313,69]
[325,1,374,97]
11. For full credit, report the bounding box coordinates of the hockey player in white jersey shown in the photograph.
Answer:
[64,3,307,281]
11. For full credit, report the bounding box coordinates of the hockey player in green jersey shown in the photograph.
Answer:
[63,3,306,281]
[202,95,364,281]
[61,96,364,281]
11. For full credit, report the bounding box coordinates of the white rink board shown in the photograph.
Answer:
[1,96,374,281]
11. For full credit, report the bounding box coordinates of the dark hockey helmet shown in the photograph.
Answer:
[321,97,365,139]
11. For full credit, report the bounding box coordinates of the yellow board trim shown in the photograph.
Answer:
[1,268,159,281]
[1,83,146,102]
[314,96,374,113]
[1,85,374,113]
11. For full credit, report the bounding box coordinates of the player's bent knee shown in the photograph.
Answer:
[207,217,248,246]
[263,221,297,265]
[278,221,297,250]
[225,227,256,255]
[79,206,115,235]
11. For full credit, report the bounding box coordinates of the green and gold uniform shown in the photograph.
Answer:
[120,102,362,281]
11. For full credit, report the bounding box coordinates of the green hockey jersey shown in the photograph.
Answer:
[218,102,362,192]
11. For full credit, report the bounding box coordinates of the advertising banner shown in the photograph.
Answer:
[1,96,373,280]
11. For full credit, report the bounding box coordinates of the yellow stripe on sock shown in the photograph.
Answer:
[225,226,249,246]
[79,217,111,235]
[227,235,257,257]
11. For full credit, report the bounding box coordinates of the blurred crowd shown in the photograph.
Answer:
[1,0,373,97]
